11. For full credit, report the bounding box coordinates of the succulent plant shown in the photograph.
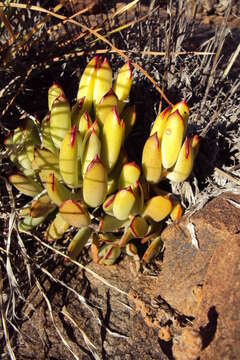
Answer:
[5,56,199,266]
[142,101,199,184]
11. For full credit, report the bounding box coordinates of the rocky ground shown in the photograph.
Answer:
[11,193,240,360]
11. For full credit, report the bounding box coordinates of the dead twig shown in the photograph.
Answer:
[0,2,173,106]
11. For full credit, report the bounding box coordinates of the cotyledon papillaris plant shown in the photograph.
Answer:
[5,56,199,265]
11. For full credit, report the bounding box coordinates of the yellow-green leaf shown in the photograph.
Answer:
[83,155,108,207]
[50,94,71,149]
[143,195,172,222]
[59,125,81,188]
[93,58,112,105]
[161,110,185,169]
[101,107,124,173]
[9,173,43,197]
[59,199,90,227]
[113,186,135,220]
[142,133,162,183]
[150,106,171,140]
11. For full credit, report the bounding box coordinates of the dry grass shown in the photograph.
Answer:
[0,1,240,358]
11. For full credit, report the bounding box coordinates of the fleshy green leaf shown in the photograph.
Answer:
[83,155,108,207]
[9,173,43,197]
[67,227,92,260]
[143,195,172,222]
[93,58,112,105]
[161,110,184,169]
[50,94,71,149]
[59,125,81,188]
[59,199,90,227]
[142,133,162,183]
[101,107,124,173]
[150,106,171,140]
[45,213,70,242]
[113,186,135,220]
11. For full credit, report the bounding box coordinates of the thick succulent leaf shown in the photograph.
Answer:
[67,227,92,260]
[118,162,141,189]
[95,89,118,127]
[45,172,73,206]
[83,155,108,207]
[30,194,56,218]
[71,97,86,126]
[113,187,135,220]
[19,204,31,217]
[101,107,124,173]
[170,100,189,134]
[102,194,116,216]
[191,134,200,158]
[161,110,185,169]
[4,132,18,163]
[17,147,35,177]
[142,133,162,183]
[107,176,118,195]
[99,214,128,233]
[59,125,80,188]
[130,216,149,238]
[24,118,41,162]
[150,106,171,140]
[11,123,36,176]
[170,200,183,222]
[48,83,64,111]
[166,137,194,182]
[93,58,112,105]
[131,181,144,215]
[119,227,133,247]
[107,148,128,194]
[18,215,46,232]
[13,124,25,146]
[9,173,43,197]
[50,94,71,149]
[113,62,132,102]
[99,233,118,244]
[142,235,163,263]
[77,56,99,111]
[59,199,90,227]
[78,111,92,139]
[33,147,61,182]
[41,113,58,155]
[126,243,138,257]
[143,195,172,222]
[121,104,136,137]
[89,120,100,137]
[98,244,121,266]
[81,128,101,176]
[45,212,70,242]
[139,175,150,201]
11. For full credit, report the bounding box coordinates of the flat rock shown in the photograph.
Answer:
[154,193,240,316]
[194,233,240,359]
[172,232,240,360]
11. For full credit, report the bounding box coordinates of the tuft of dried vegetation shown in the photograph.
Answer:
[0,1,240,358]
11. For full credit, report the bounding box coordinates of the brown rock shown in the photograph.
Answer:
[172,328,202,360]
[153,193,240,317]
[193,233,240,359]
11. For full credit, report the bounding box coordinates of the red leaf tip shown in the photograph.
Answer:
[70,125,77,147]
[112,107,121,125]
[185,137,190,159]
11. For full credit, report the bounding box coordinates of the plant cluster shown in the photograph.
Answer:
[5,56,199,265]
